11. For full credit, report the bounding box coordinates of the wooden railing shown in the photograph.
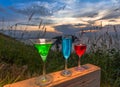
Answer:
[4,64,101,87]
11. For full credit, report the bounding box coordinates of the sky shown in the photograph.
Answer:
[0,0,120,33]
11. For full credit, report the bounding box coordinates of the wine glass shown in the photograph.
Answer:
[30,38,55,86]
[74,39,87,71]
[61,35,72,76]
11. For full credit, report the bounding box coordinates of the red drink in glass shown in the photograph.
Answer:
[74,44,87,71]
[74,44,86,57]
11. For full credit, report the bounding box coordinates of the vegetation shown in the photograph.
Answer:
[0,33,42,86]
[0,26,120,87]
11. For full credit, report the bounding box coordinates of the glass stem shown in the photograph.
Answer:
[78,56,81,67]
[43,61,46,76]
[65,59,68,70]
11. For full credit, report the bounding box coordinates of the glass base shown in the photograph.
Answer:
[61,70,72,77]
[75,66,85,71]
[82,65,89,69]
[35,75,53,86]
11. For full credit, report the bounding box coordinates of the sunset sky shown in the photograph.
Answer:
[0,0,120,33]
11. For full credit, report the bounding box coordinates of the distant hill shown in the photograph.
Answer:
[0,30,62,40]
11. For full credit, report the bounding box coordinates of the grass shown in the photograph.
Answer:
[0,26,120,87]
[0,33,42,86]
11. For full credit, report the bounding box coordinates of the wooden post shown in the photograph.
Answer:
[4,64,101,87]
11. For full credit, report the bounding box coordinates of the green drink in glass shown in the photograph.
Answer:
[31,39,55,86]
[34,43,52,62]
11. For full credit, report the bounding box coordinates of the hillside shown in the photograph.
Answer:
[0,33,42,71]
[0,33,42,86]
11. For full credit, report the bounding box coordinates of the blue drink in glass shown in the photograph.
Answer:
[61,35,72,76]
[62,38,72,59]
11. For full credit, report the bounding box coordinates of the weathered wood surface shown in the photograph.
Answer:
[4,64,101,87]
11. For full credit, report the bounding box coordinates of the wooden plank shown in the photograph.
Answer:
[4,64,101,87]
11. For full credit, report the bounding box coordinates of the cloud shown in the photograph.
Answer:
[8,1,65,17]
[100,8,120,20]
[74,12,98,18]
[54,24,81,34]
[5,0,66,25]
[9,2,51,16]
[1,0,120,26]
[111,0,120,3]
[109,19,117,22]
[74,23,87,26]
[43,0,120,25]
